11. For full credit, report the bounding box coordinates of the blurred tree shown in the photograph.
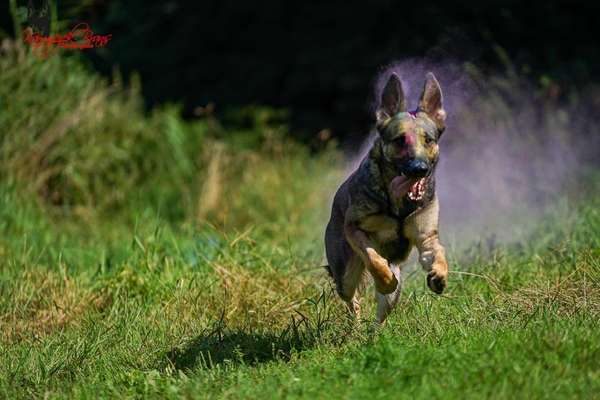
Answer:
[3,0,599,140]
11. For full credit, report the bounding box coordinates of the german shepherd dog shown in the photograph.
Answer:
[324,72,449,324]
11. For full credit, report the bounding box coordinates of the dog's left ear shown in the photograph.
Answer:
[418,72,446,132]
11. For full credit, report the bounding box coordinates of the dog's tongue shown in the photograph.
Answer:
[389,175,417,199]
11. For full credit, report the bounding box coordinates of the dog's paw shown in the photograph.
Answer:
[376,277,398,295]
[426,270,447,294]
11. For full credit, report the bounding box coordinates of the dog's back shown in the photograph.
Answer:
[325,156,379,296]
[324,173,353,290]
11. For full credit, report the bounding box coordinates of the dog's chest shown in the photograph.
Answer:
[358,214,405,244]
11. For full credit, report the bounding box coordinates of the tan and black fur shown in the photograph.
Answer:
[324,72,449,324]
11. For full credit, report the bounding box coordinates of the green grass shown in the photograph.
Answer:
[0,181,598,399]
[1,43,599,399]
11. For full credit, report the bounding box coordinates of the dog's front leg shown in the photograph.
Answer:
[405,196,448,294]
[418,232,448,294]
[344,221,398,294]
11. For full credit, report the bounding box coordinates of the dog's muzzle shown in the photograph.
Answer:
[404,159,429,178]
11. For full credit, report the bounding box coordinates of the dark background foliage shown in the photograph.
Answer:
[3,0,599,140]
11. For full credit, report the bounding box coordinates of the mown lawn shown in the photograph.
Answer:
[0,181,598,399]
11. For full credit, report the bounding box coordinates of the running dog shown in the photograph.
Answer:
[324,72,449,323]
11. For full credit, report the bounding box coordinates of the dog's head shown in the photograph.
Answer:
[375,72,446,200]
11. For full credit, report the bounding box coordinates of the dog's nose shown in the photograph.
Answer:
[405,159,429,178]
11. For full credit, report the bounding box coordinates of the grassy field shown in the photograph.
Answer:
[1,182,598,399]
[1,44,599,399]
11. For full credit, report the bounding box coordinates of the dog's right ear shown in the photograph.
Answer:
[376,73,406,123]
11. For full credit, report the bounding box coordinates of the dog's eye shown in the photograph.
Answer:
[392,137,405,146]
[425,135,435,145]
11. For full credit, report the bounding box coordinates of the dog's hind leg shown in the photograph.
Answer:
[339,256,366,319]
[375,263,403,324]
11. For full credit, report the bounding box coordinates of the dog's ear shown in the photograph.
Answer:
[376,73,406,123]
[418,72,446,130]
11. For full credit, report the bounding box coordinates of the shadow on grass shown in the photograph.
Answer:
[166,289,351,371]
[167,329,310,370]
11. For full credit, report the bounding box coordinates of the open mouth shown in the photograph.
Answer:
[389,175,427,201]
[408,178,426,201]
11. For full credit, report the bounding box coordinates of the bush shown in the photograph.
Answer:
[0,41,341,236]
